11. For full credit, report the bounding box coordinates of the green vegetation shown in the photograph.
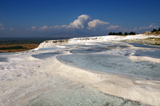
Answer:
[124,32,128,35]
[152,29,157,32]
[151,28,160,32]
[0,38,47,53]
[146,38,160,45]
[108,31,136,35]
[109,28,160,36]
[123,38,160,45]
[129,32,136,35]
[0,37,69,53]
[0,38,46,45]
[0,46,27,50]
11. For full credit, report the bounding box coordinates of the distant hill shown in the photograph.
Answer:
[49,31,94,38]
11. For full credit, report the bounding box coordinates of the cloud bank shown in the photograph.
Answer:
[38,14,110,31]
[88,19,109,29]
[35,14,159,33]
[0,14,159,37]
[139,24,159,30]
[23,14,159,35]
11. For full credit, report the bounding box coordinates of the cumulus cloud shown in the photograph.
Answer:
[40,25,48,30]
[34,14,159,35]
[0,22,4,30]
[107,25,121,30]
[68,14,91,29]
[61,25,67,28]
[88,19,109,29]
[38,14,110,31]
[39,14,92,30]
[31,26,36,30]
[49,25,67,30]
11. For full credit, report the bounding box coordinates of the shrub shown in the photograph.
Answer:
[124,32,128,35]
[129,32,136,35]
[108,32,113,35]
[152,29,157,32]
[118,32,123,35]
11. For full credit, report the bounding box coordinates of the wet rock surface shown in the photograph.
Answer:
[57,54,160,80]
[0,57,8,62]
[1,40,160,106]
[133,50,160,59]
[26,86,146,106]
[32,52,60,59]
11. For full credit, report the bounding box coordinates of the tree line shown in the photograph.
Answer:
[152,28,160,32]
[108,27,160,35]
[108,32,136,35]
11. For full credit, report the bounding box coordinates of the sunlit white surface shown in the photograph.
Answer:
[0,35,160,106]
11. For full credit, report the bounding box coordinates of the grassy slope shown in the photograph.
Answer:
[0,38,45,53]
[0,44,39,52]
[122,38,160,45]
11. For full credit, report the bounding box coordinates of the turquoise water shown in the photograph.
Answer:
[32,52,60,59]
[0,57,7,62]
[129,43,160,48]
[26,86,145,106]
[134,50,160,59]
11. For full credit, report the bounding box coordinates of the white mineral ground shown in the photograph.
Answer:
[0,34,160,106]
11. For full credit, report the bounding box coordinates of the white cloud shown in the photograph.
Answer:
[139,24,159,30]
[0,27,4,30]
[61,25,67,28]
[49,25,67,30]
[0,23,3,27]
[132,27,138,31]
[10,28,13,30]
[0,22,4,30]
[107,25,121,30]
[88,19,109,29]
[123,24,160,32]
[51,25,60,30]
[68,14,91,29]
[40,25,48,30]
[38,14,110,31]
[36,14,159,34]
[39,14,92,30]
[31,26,36,30]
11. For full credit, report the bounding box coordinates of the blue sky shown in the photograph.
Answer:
[0,0,160,38]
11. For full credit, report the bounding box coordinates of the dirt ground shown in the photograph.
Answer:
[0,44,39,53]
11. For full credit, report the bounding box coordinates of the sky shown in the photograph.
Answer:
[0,0,160,38]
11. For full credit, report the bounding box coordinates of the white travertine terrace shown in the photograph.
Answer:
[0,34,160,106]
[36,34,160,50]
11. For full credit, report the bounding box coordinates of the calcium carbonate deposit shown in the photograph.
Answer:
[0,34,160,106]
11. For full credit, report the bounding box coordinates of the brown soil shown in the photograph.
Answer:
[0,44,39,53]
